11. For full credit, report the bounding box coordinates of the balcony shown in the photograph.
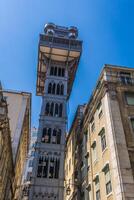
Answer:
[40,34,82,52]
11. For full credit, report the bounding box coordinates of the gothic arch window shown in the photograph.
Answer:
[54,67,57,76]
[49,157,55,178]
[48,128,51,143]
[60,84,64,95]
[50,67,54,75]
[45,103,50,115]
[59,104,63,117]
[56,84,60,95]
[42,128,51,143]
[54,158,60,179]
[57,129,61,144]
[62,68,65,77]
[58,68,61,76]
[55,103,59,117]
[52,83,56,94]
[52,129,57,144]
[50,102,54,116]
[42,157,49,178]
[48,83,52,94]
[37,155,49,178]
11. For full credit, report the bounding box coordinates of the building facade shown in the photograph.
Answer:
[3,90,31,200]
[29,23,82,200]
[0,84,14,200]
[64,105,85,200]
[65,65,134,200]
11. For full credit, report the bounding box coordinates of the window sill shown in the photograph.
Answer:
[107,192,113,198]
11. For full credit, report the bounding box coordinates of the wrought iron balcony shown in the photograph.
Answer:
[39,34,82,52]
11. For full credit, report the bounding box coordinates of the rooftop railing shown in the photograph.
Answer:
[39,34,82,51]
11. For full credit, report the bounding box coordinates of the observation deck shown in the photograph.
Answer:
[36,23,82,98]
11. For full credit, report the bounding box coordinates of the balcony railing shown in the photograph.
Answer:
[39,34,82,51]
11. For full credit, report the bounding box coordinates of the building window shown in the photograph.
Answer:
[99,128,107,151]
[37,156,49,178]
[94,175,100,200]
[125,92,134,105]
[45,102,63,117]
[131,118,134,131]
[50,66,65,77]
[98,110,103,119]
[91,141,97,162]
[50,67,54,75]
[42,128,51,143]
[120,72,132,85]
[96,190,100,200]
[90,117,95,132]
[102,164,112,195]
[37,155,60,179]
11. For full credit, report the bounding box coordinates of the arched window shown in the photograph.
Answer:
[52,83,56,94]
[42,128,51,143]
[49,157,55,178]
[60,84,64,95]
[45,103,50,115]
[54,67,57,76]
[56,84,60,95]
[52,129,57,144]
[48,128,51,143]
[58,68,61,76]
[54,158,60,179]
[50,67,54,75]
[48,83,52,94]
[50,102,54,116]
[55,103,59,117]
[42,128,47,142]
[59,104,63,117]
[42,157,49,178]
[57,129,61,144]
[62,68,65,77]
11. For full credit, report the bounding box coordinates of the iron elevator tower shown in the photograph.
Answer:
[29,23,82,200]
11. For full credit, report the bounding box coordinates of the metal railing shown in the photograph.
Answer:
[40,35,82,51]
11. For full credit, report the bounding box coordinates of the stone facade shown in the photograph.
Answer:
[0,84,14,200]
[65,65,134,200]
[3,90,31,200]
[29,23,82,200]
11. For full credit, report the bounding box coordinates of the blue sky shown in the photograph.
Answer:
[0,0,134,130]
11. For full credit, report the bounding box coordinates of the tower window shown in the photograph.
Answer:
[45,103,50,115]
[52,83,56,94]
[50,67,54,75]
[42,128,51,143]
[56,84,60,95]
[62,68,65,77]
[48,83,52,94]
[37,156,49,178]
[58,68,61,76]
[60,84,64,95]
[57,129,61,144]
[50,103,54,116]
[55,103,59,117]
[49,158,55,178]
[54,67,57,76]
[50,66,65,77]
[59,104,63,117]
